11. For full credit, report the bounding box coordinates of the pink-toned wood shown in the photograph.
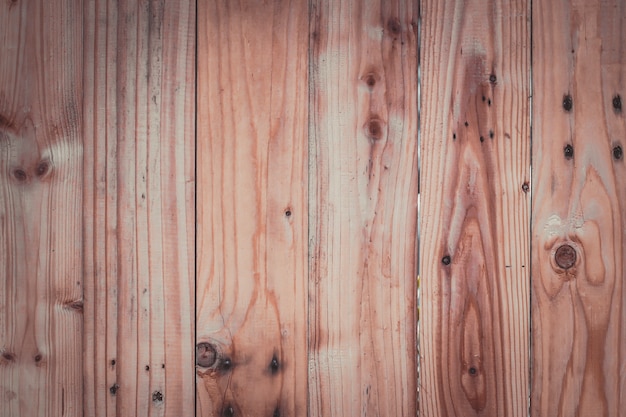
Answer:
[308,1,419,415]
[419,0,531,415]
[531,0,626,415]
[82,1,196,416]
[196,1,309,416]
[0,1,83,416]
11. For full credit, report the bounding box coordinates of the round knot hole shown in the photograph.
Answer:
[196,342,217,368]
[563,144,574,160]
[555,244,577,270]
[441,255,451,266]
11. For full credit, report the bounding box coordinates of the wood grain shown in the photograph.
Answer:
[308,1,419,415]
[418,0,530,415]
[531,0,626,415]
[82,0,196,415]
[196,1,309,416]
[0,1,83,416]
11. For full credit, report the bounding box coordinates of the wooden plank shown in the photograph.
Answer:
[196,1,309,416]
[0,1,83,416]
[82,0,196,415]
[418,0,530,415]
[531,0,626,415]
[308,1,419,415]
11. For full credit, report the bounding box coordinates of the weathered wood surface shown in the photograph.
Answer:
[0,1,84,416]
[309,1,419,415]
[82,1,196,416]
[531,0,626,415]
[196,1,309,416]
[419,0,531,415]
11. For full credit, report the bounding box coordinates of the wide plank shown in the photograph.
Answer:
[309,1,419,415]
[419,0,531,415]
[531,0,626,415]
[196,1,309,416]
[82,1,196,415]
[0,1,83,416]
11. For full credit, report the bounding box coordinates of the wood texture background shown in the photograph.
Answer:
[418,0,531,415]
[531,0,626,416]
[1,0,626,416]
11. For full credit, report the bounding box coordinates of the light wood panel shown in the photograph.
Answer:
[531,0,626,415]
[308,1,419,415]
[0,0,83,416]
[419,0,530,415]
[82,1,196,416]
[196,1,309,416]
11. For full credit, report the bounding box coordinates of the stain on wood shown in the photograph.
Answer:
[196,1,309,415]
[531,0,626,415]
[309,1,419,415]
[82,1,196,416]
[419,0,531,415]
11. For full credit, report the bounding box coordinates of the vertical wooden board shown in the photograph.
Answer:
[196,1,309,416]
[419,0,530,415]
[309,1,418,415]
[82,0,196,415]
[531,0,626,415]
[0,0,83,416]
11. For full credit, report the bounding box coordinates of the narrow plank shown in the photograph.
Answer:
[308,1,419,415]
[531,0,626,415]
[0,0,83,416]
[196,1,309,416]
[82,1,196,415]
[419,0,530,415]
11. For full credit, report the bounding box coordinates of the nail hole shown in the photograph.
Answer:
[489,74,497,84]
[284,209,292,217]
[110,384,119,395]
[223,405,235,417]
[479,136,484,143]
[564,144,574,159]
[270,355,280,374]
[441,255,451,266]
[469,367,478,376]
[111,359,116,366]
[613,95,622,112]
[145,365,150,371]
[613,145,623,160]
[521,182,530,193]
[34,354,42,363]
[464,121,469,127]
[489,130,494,139]
[453,133,456,140]
[221,358,232,371]
[563,94,573,111]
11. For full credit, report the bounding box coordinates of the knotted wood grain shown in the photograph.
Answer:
[0,1,83,416]
[419,0,530,415]
[531,0,626,415]
[309,1,419,415]
[196,1,309,416]
[82,1,196,415]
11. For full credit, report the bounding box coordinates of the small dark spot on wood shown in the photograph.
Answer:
[613,145,623,160]
[464,121,469,127]
[480,136,484,143]
[363,73,377,89]
[571,49,575,53]
[196,342,217,368]
[555,244,576,269]
[387,18,402,35]
[223,405,235,417]
[152,391,163,402]
[563,144,574,159]
[65,300,83,312]
[613,95,622,112]
[488,98,491,106]
[111,359,116,366]
[563,94,573,111]
[161,364,165,369]
[365,118,383,141]
[273,408,281,417]
[489,74,497,84]
[34,354,42,363]
[109,383,119,395]
[469,367,478,376]
[36,161,49,177]
[489,130,494,139]
[284,209,292,217]
[221,358,232,371]
[13,169,27,182]
[270,355,280,374]
[2,352,15,362]
[482,96,486,102]
[453,133,456,140]
[145,365,150,371]
[521,182,529,193]
[442,255,451,266]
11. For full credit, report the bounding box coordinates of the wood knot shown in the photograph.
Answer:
[152,391,163,402]
[562,94,573,111]
[387,18,402,36]
[196,342,217,368]
[364,117,384,141]
[13,168,28,182]
[555,244,576,270]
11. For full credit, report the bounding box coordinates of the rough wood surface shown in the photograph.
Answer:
[196,1,309,416]
[82,1,196,416]
[0,1,83,416]
[308,1,419,415]
[418,0,530,415]
[531,0,626,415]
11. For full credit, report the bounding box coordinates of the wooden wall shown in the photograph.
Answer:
[1,0,625,416]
